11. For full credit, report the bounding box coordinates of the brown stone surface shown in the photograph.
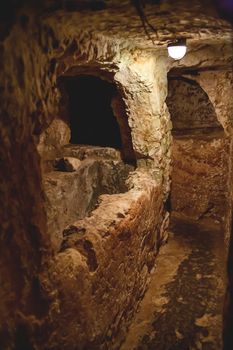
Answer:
[41,143,169,348]
[0,0,233,349]
[62,144,123,161]
[38,118,71,160]
[167,71,232,243]
[121,217,226,350]
[0,135,51,349]
[176,71,233,135]
[48,172,168,349]
[167,77,221,131]
[171,135,231,224]
[44,146,134,251]
[196,71,233,135]
[55,156,82,172]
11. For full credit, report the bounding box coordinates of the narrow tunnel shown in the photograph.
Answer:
[167,76,230,225]
[162,75,229,347]
[122,73,231,349]
[2,1,233,349]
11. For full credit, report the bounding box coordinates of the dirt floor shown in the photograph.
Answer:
[121,217,226,350]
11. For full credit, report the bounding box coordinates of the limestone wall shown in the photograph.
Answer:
[167,74,232,240]
[0,5,171,349]
[171,135,230,223]
[167,78,221,131]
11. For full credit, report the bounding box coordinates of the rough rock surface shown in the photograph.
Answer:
[195,71,233,135]
[42,143,169,348]
[47,170,168,350]
[171,135,231,224]
[121,217,226,350]
[37,118,71,160]
[176,71,233,135]
[55,156,82,171]
[167,74,232,239]
[44,146,134,251]
[0,0,233,349]
[167,78,221,131]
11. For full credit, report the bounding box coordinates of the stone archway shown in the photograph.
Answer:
[166,75,231,229]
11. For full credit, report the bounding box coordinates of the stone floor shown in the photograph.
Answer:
[121,217,227,350]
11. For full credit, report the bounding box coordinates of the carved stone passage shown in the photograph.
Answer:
[167,76,230,227]
[1,0,233,349]
[39,63,169,348]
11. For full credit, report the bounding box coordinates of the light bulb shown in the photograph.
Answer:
[167,40,187,60]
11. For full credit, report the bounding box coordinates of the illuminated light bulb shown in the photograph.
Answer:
[167,40,187,60]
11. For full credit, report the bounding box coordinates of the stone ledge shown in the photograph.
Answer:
[48,171,168,349]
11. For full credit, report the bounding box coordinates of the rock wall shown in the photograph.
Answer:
[1,0,233,349]
[171,135,231,224]
[0,3,171,349]
[44,146,134,251]
[39,49,171,347]
[167,75,232,235]
[167,61,233,350]
[48,171,168,350]
[194,71,233,135]
[167,78,221,132]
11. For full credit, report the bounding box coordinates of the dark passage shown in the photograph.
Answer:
[64,75,122,148]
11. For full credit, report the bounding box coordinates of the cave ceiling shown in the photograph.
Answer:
[44,0,233,46]
[41,0,233,70]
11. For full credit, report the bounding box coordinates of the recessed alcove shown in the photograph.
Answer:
[42,74,136,251]
[167,76,223,135]
[56,74,136,164]
[166,75,230,227]
[63,75,122,148]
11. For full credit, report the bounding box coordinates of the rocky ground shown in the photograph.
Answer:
[121,216,226,350]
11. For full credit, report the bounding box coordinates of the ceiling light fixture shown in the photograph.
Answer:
[167,39,187,60]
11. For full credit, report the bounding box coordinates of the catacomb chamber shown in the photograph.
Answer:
[2,1,233,349]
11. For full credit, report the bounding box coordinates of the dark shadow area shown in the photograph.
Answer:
[166,76,223,135]
[63,75,122,149]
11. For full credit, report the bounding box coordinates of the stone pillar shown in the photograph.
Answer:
[115,51,172,198]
